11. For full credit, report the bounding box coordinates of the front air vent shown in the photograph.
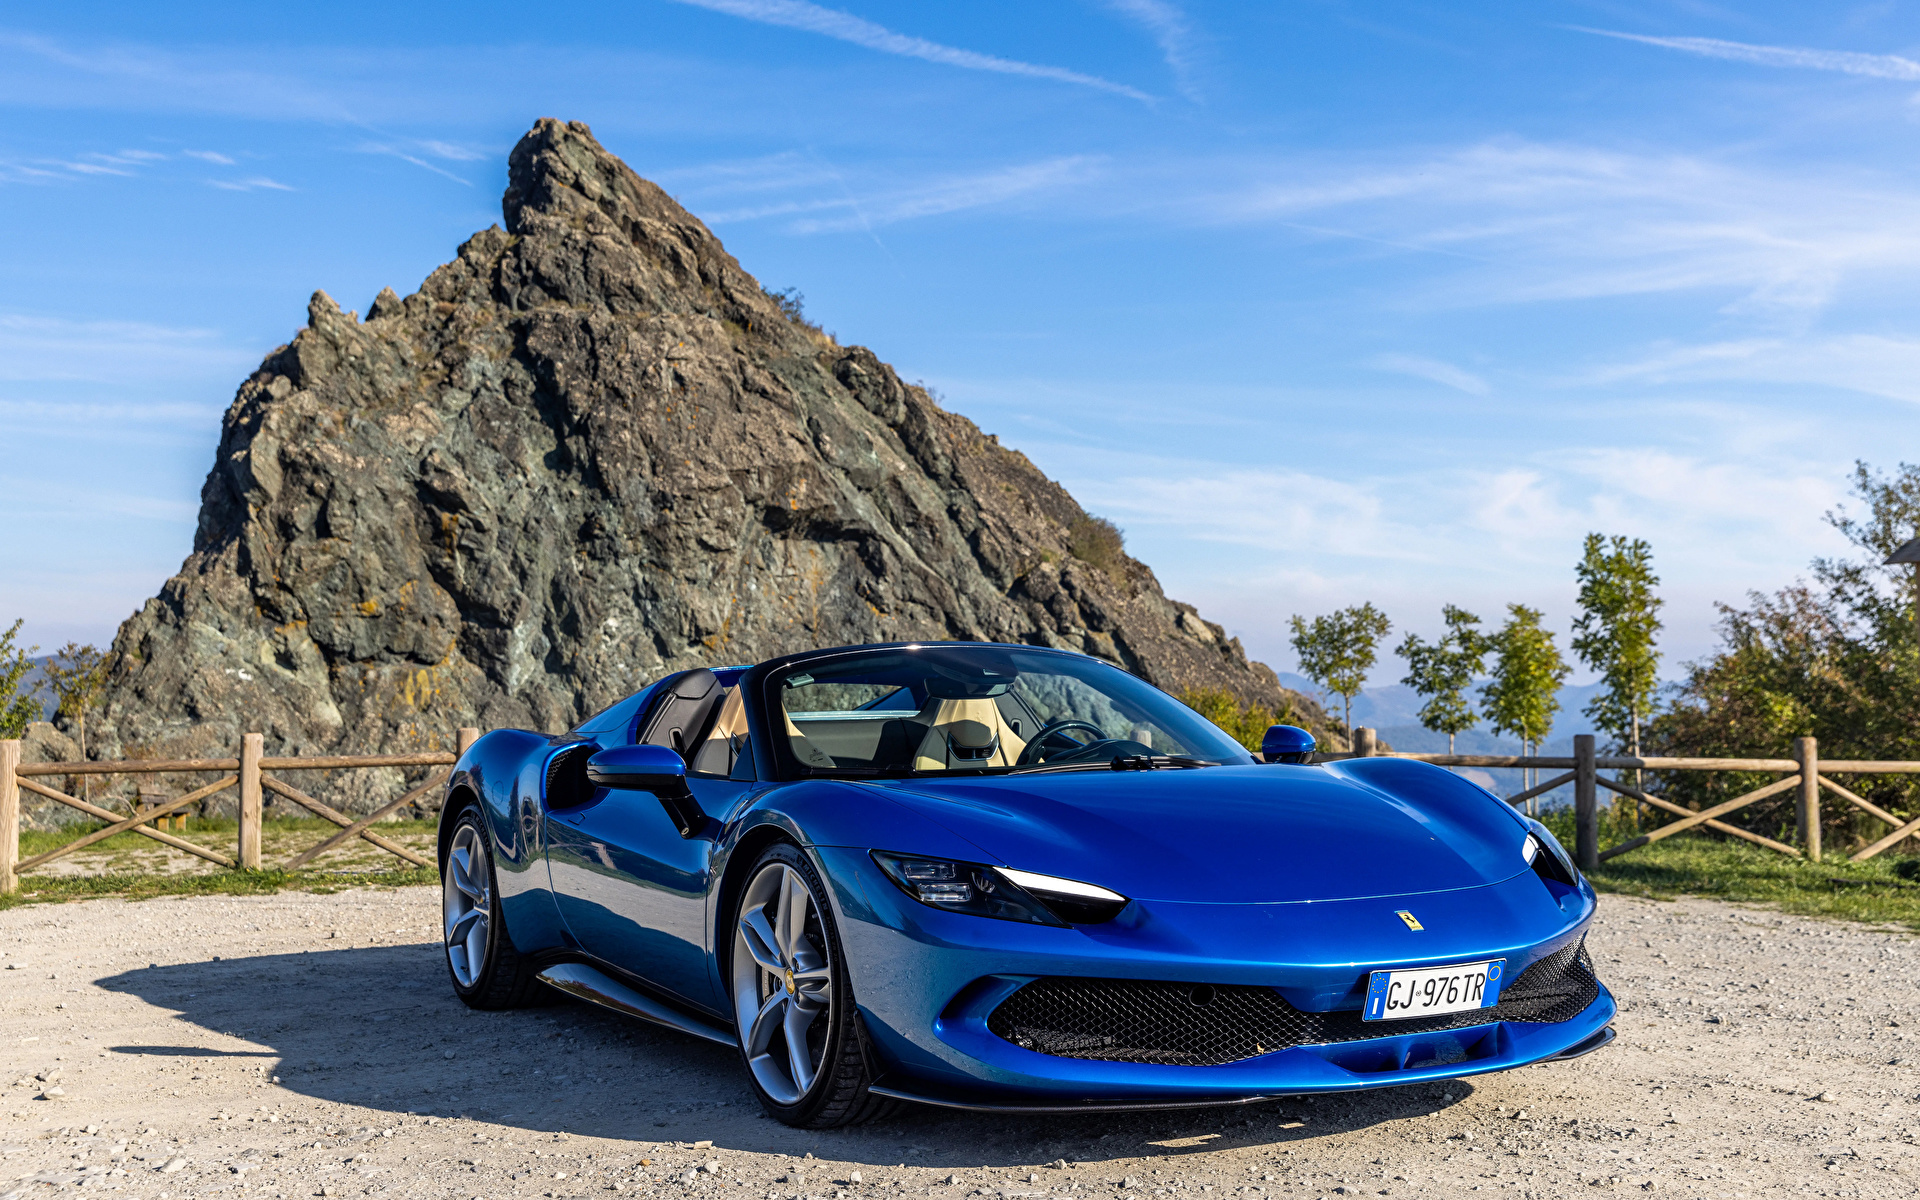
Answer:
[545,744,597,809]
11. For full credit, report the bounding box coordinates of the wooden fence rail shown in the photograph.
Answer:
[3,724,1915,887]
[1324,730,1920,871]
[0,730,477,892]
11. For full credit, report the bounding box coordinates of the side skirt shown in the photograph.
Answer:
[536,962,739,1048]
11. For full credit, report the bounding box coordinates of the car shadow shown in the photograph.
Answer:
[96,945,1473,1168]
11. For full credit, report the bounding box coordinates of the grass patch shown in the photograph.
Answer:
[1539,808,1920,930]
[4,814,439,909]
[17,816,437,858]
[0,865,435,910]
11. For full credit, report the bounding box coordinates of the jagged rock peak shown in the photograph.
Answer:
[89,118,1320,774]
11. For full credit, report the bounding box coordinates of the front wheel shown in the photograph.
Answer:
[730,843,892,1127]
[442,808,546,1009]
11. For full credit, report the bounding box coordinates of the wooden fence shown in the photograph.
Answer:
[0,729,478,893]
[2,725,1914,888]
[1332,730,1920,872]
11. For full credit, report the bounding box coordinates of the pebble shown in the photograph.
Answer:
[161,1158,187,1174]
[1816,1091,1837,1103]
[848,1171,862,1184]
[1122,1177,1139,1189]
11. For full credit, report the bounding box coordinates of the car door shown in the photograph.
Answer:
[545,670,748,1015]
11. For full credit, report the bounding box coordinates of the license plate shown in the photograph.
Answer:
[1363,959,1505,1021]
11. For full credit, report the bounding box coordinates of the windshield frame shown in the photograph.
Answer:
[747,641,1257,781]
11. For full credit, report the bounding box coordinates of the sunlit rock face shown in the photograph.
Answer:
[94,119,1316,760]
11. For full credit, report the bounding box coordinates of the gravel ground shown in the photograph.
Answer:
[0,888,1914,1200]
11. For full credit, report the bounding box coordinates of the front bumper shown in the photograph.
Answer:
[819,847,1613,1105]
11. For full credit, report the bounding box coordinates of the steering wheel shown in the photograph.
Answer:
[1015,720,1113,766]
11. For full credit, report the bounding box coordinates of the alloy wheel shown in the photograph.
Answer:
[732,860,834,1105]
[443,822,492,988]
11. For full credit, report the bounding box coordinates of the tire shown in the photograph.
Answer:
[441,806,547,1010]
[730,842,895,1128]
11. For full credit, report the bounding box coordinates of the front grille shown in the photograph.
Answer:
[987,939,1599,1066]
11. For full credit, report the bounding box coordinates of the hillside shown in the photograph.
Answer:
[85,119,1321,763]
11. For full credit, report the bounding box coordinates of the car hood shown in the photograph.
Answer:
[866,759,1530,904]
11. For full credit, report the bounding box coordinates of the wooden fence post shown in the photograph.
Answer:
[1574,734,1599,873]
[0,740,19,894]
[457,727,480,756]
[1794,736,1821,863]
[239,732,263,870]
[1353,727,1376,757]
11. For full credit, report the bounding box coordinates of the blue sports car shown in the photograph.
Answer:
[437,641,1613,1127]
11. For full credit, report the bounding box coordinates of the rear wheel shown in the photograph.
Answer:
[730,843,893,1127]
[442,808,546,1009]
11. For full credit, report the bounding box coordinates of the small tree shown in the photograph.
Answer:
[0,620,40,739]
[44,643,110,802]
[1396,605,1486,754]
[1481,605,1571,803]
[1289,602,1391,737]
[1571,534,1664,759]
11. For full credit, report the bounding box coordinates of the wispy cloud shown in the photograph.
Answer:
[1103,0,1203,101]
[417,139,487,162]
[1185,140,1920,322]
[662,0,1152,100]
[1370,352,1489,395]
[1580,333,1920,403]
[182,149,234,164]
[358,142,476,185]
[701,155,1105,233]
[208,176,293,192]
[1575,27,1920,81]
[0,29,356,121]
[0,313,252,386]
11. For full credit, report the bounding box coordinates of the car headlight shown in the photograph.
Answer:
[1524,825,1577,887]
[870,852,1129,926]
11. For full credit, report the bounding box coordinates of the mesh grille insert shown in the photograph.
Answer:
[986,938,1600,1066]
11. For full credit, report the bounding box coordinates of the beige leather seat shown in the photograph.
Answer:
[912,698,1028,771]
[782,708,839,769]
[690,688,749,775]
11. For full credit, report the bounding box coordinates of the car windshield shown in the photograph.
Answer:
[768,644,1254,775]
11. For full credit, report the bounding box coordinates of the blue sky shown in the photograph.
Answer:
[3,1,1916,690]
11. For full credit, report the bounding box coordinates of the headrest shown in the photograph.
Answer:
[946,719,998,749]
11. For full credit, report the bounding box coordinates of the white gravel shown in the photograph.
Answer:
[0,888,1914,1200]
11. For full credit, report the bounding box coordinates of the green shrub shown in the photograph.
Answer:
[1179,687,1303,752]
[1068,515,1125,575]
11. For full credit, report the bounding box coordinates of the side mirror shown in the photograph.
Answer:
[1260,725,1316,764]
[586,744,690,793]
[586,745,711,839]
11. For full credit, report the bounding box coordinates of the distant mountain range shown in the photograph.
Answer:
[1274,673,1677,806]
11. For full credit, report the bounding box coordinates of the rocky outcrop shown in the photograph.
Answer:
[91,119,1320,761]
